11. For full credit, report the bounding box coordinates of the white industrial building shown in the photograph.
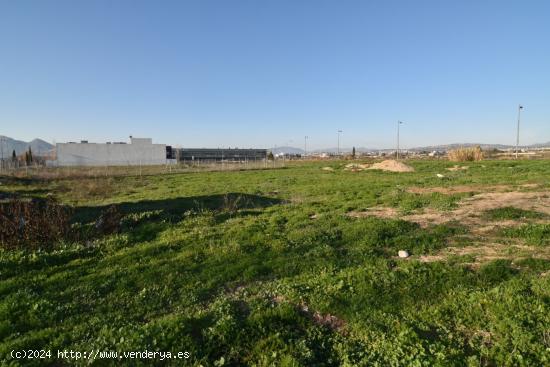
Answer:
[56,137,171,166]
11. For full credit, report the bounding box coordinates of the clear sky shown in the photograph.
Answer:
[1,0,549,149]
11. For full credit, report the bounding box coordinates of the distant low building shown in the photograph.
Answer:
[428,150,444,157]
[56,137,173,166]
[177,148,267,162]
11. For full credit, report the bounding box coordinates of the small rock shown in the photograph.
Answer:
[398,250,410,258]
[436,173,445,178]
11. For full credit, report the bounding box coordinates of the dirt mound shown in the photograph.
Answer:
[367,160,415,172]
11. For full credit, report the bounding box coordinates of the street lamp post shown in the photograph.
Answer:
[397,121,404,160]
[337,130,342,156]
[304,136,308,159]
[515,105,524,159]
[0,136,4,172]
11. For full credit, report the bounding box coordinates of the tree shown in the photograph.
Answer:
[267,151,274,161]
[28,147,33,163]
[12,149,16,162]
[352,146,356,158]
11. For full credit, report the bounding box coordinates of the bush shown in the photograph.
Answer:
[448,146,483,162]
[0,198,72,250]
[479,259,518,284]
[94,205,123,235]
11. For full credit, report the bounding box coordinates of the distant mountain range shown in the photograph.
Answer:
[0,136,54,157]
[271,142,550,155]
[405,142,550,152]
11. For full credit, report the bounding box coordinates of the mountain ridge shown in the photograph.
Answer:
[271,142,550,154]
[0,136,54,156]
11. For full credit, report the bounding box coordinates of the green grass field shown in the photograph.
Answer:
[1,159,550,366]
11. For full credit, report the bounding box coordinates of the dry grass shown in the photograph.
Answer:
[448,146,483,162]
[2,161,284,181]
[0,198,72,250]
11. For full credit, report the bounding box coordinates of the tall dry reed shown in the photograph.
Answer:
[448,146,484,161]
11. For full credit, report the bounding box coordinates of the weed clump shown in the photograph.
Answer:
[448,146,483,162]
[94,205,123,235]
[502,224,550,246]
[483,207,546,221]
[479,259,518,284]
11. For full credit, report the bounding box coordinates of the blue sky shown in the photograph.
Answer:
[1,0,549,149]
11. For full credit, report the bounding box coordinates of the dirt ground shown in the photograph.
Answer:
[446,165,469,171]
[350,190,549,230]
[349,187,550,266]
[405,183,541,195]
[417,242,550,267]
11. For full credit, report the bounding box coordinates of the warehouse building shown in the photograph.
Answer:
[56,137,174,166]
[177,148,267,163]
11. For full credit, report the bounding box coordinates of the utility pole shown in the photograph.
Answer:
[0,136,3,172]
[337,130,342,156]
[515,105,524,159]
[304,136,308,159]
[397,121,403,160]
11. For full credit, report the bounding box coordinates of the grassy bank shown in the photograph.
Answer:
[1,159,550,366]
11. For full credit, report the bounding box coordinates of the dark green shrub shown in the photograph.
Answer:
[479,259,518,284]
[483,207,546,221]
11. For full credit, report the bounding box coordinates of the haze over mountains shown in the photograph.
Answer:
[271,142,550,155]
[0,136,54,156]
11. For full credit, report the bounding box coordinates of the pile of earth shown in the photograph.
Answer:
[367,160,415,172]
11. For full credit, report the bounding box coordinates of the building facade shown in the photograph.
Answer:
[177,148,267,163]
[56,138,171,166]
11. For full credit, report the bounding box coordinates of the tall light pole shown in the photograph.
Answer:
[0,136,3,172]
[515,105,524,159]
[337,130,343,156]
[397,121,404,160]
[304,136,308,159]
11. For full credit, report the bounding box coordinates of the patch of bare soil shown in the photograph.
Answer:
[367,160,415,172]
[344,163,370,172]
[406,184,509,195]
[418,242,550,266]
[348,207,399,219]
[446,165,469,171]
[350,191,550,231]
[271,295,347,334]
[521,183,540,189]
